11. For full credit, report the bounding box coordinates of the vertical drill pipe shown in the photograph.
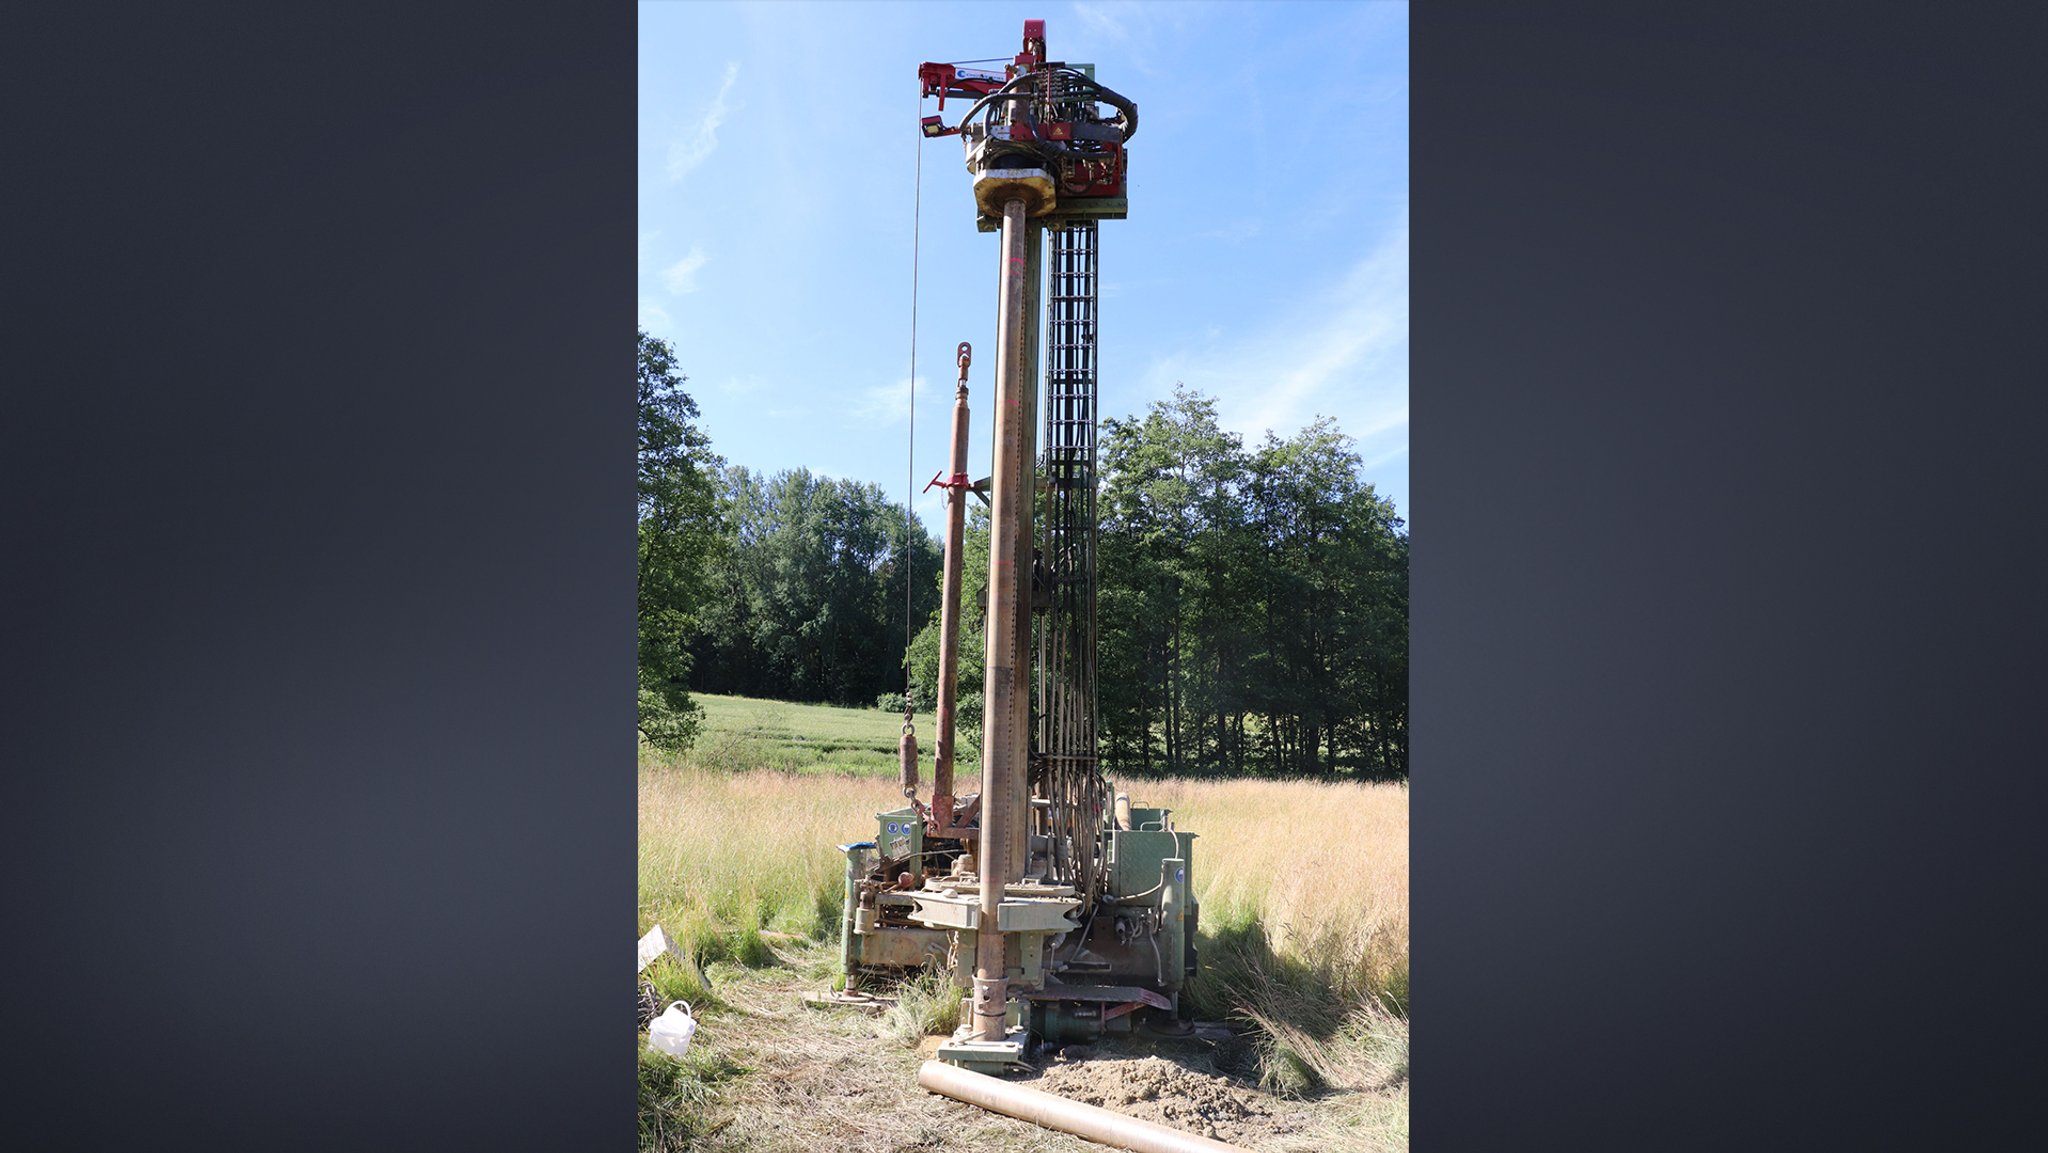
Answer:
[840,851,861,982]
[976,195,1031,1042]
[918,1061,1254,1153]
[930,350,972,832]
[1010,218,1042,884]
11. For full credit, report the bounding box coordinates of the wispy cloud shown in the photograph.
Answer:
[663,246,709,294]
[636,232,669,331]
[1204,218,1264,243]
[1068,1,1192,78]
[910,487,948,535]
[1072,2,1128,42]
[1141,204,1408,460]
[667,61,740,182]
[854,376,925,427]
[1359,442,1408,471]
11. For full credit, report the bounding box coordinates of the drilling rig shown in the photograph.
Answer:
[835,20,1198,1077]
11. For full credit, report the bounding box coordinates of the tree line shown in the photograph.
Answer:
[1094,388,1407,780]
[637,330,938,747]
[686,464,939,706]
[639,331,1408,779]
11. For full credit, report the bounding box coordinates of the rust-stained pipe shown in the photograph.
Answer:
[976,195,1032,1043]
[929,342,973,836]
[1008,216,1041,883]
[918,1061,1255,1153]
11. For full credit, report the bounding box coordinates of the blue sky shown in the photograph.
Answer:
[639,1,1408,529]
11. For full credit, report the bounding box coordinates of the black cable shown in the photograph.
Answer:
[950,68,1136,145]
[902,86,924,735]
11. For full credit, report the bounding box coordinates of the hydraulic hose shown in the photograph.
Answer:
[952,68,1138,145]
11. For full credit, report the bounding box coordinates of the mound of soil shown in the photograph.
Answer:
[1028,1053,1301,1146]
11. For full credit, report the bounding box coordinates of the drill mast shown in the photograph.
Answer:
[837,19,1191,1076]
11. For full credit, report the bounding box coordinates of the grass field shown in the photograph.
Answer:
[639,693,1408,1150]
[662,693,939,777]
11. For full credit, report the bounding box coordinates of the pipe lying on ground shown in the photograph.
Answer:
[917,1060,1255,1153]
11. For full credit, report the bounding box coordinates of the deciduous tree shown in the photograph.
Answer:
[637,329,723,750]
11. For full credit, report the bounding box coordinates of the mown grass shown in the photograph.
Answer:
[638,1041,750,1149]
[648,693,934,778]
[645,941,1110,1153]
[640,693,1408,1146]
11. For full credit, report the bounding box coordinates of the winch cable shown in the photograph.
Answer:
[901,85,926,743]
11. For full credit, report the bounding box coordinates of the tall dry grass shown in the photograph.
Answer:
[1139,777,1409,1004]
[1126,777,1409,1096]
[638,763,908,953]
[640,762,1408,1008]
[639,702,1409,1146]
[640,770,1407,953]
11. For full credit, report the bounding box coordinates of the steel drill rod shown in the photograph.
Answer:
[1008,214,1041,883]
[930,344,973,832]
[917,1061,1255,1153]
[975,195,1031,1043]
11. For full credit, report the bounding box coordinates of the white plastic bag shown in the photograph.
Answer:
[647,999,697,1057]
[638,925,680,973]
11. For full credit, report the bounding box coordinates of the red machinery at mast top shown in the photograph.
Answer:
[914,19,1136,215]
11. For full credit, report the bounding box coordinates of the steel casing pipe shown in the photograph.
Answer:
[918,1060,1254,1153]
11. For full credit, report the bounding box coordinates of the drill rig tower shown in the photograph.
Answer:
[836,20,1196,1075]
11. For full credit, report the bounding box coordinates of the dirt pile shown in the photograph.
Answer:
[1029,1053,1302,1146]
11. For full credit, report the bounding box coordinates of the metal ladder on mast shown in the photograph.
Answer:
[1035,220,1108,907]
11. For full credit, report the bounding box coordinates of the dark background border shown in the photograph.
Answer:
[1414,2,2045,1146]
[5,2,2043,1149]
[5,3,634,1149]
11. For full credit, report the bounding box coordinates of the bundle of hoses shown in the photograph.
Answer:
[948,66,1140,178]
[918,1060,1256,1153]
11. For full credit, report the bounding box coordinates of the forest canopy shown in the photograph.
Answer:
[638,331,1407,778]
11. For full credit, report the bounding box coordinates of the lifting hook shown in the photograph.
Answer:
[924,342,976,495]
